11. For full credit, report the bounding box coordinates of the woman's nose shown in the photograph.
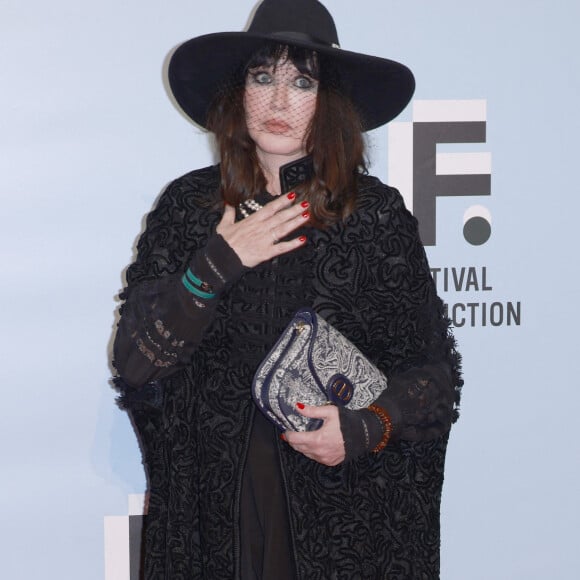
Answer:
[270,82,289,111]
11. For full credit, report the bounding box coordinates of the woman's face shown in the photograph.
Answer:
[244,58,318,166]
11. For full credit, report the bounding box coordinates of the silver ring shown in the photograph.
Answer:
[270,229,279,244]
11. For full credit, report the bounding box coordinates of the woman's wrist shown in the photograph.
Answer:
[338,407,384,461]
[186,234,245,295]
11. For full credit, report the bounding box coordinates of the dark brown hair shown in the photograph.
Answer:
[206,44,367,228]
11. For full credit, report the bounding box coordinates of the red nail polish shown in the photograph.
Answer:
[287,192,296,200]
[299,235,307,243]
[300,201,309,208]
[302,211,310,219]
[296,402,305,410]
[280,433,286,441]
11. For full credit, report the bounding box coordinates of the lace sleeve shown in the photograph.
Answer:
[373,362,457,441]
[340,361,456,460]
[113,235,243,387]
[112,169,244,388]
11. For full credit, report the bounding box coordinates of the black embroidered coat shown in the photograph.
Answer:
[114,165,462,579]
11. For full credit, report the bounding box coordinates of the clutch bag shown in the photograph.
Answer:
[251,308,388,432]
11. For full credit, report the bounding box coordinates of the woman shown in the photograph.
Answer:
[113,1,462,578]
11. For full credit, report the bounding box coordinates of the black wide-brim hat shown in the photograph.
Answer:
[168,0,415,131]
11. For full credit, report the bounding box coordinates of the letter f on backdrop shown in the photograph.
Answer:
[388,100,492,246]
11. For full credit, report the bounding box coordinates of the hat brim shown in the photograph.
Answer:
[168,32,415,131]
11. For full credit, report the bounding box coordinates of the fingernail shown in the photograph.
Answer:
[287,192,296,200]
[300,201,309,208]
[302,211,310,219]
[296,402,305,410]
[299,235,307,243]
[280,433,286,441]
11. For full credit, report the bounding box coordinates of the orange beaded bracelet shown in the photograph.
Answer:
[368,404,393,453]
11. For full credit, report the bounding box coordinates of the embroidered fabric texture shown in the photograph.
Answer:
[113,165,462,579]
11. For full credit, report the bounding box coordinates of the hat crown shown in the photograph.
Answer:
[248,0,339,47]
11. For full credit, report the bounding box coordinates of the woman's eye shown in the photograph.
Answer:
[251,71,272,85]
[295,76,315,89]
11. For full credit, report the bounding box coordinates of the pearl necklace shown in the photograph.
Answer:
[238,198,264,218]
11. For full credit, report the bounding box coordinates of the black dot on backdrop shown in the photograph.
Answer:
[463,216,491,245]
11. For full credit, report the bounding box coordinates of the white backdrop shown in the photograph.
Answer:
[1,1,579,578]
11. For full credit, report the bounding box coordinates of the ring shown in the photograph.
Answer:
[270,229,279,244]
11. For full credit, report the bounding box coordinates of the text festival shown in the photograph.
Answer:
[430,266,521,328]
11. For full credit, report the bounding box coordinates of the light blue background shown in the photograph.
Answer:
[1,1,578,578]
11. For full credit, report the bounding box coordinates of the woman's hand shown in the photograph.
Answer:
[283,404,346,466]
[216,192,309,268]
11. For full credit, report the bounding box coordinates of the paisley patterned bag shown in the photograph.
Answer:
[252,308,388,432]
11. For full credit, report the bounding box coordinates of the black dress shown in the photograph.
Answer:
[113,162,462,579]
